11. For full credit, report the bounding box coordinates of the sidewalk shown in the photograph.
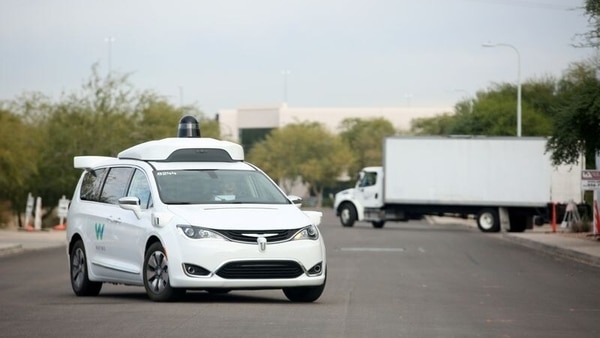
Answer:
[427,216,600,268]
[0,228,67,257]
[503,224,600,268]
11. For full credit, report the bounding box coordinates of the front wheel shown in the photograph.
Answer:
[70,240,102,296]
[477,208,500,233]
[143,242,185,302]
[339,203,357,227]
[283,271,326,302]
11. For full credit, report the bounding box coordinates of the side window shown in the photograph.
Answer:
[358,172,377,188]
[127,169,152,209]
[80,168,107,201]
[99,167,134,204]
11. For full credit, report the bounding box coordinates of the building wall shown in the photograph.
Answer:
[218,104,453,142]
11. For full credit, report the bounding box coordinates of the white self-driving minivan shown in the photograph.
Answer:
[66,117,326,302]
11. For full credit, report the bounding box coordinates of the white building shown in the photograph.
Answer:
[217,104,453,145]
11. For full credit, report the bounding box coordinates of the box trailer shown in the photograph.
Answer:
[333,136,583,232]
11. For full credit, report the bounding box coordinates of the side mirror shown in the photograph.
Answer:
[288,195,303,208]
[118,196,142,219]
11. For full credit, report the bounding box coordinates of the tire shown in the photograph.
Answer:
[476,208,500,233]
[339,203,357,227]
[143,242,185,302]
[70,240,102,296]
[283,270,326,302]
[508,214,528,233]
[371,221,385,228]
[533,215,545,226]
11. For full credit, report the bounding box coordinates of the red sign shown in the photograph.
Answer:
[582,170,600,180]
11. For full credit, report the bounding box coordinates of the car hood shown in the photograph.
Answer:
[166,204,312,230]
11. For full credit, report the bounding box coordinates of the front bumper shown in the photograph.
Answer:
[165,233,326,289]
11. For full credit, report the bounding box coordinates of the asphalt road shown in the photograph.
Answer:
[1,210,599,338]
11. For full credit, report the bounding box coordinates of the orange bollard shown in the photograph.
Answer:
[551,202,556,233]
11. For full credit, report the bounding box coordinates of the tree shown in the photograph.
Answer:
[247,122,354,206]
[579,0,600,48]
[410,81,553,137]
[130,99,219,142]
[411,113,457,135]
[1,64,215,227]
[546,61,600,167]
[0,108,39,225]
[338,117,396,176]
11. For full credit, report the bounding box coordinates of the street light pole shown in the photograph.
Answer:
[482,42,522,137]
[105,36,115,75]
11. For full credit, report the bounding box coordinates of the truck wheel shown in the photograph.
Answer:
[477,208,500,233]
[508,214,528,233]
[533,215,545,226]
[339,203,357,227]
[371,221,385,228]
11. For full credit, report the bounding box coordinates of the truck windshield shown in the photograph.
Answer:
[155,169,290,205]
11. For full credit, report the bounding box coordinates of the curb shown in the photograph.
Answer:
[502,233,600,268]
[0,243,24,257]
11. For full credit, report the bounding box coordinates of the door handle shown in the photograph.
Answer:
[108,216,122,224]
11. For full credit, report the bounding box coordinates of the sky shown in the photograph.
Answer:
[0,0,595,117]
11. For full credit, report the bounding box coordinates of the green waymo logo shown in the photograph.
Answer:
[94,223,105,240]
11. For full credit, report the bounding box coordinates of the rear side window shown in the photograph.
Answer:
[99,167,135,204]
[80,168,107,201]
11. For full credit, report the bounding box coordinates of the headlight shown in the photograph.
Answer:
[177,225,225,240]
[292,225,319,241]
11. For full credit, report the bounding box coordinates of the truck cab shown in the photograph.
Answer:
[334,167,406,228]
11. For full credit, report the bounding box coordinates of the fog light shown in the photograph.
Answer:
[183,263,211,276]
[307,262,323,276]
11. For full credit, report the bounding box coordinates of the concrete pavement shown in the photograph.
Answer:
[0,228,67,257]
[427,216,600,268]
[1,218,599,268]
[501,224,600,268]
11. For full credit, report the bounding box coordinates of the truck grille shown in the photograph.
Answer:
[216,260,304,279]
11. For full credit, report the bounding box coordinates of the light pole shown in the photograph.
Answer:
[482,42,521,137]
[281,70,291,104]
[105,36,115,75]
[178,86,184,106]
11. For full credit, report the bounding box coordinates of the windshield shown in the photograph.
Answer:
[155,169,291,205]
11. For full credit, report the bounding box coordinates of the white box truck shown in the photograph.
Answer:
[333,136,583,232]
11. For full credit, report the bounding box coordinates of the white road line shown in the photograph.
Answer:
[339,247,405,252]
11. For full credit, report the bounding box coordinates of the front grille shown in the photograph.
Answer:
[214,229,299,243]
[216,260,304,279]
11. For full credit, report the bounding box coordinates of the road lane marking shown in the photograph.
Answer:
[339,247,405,252]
